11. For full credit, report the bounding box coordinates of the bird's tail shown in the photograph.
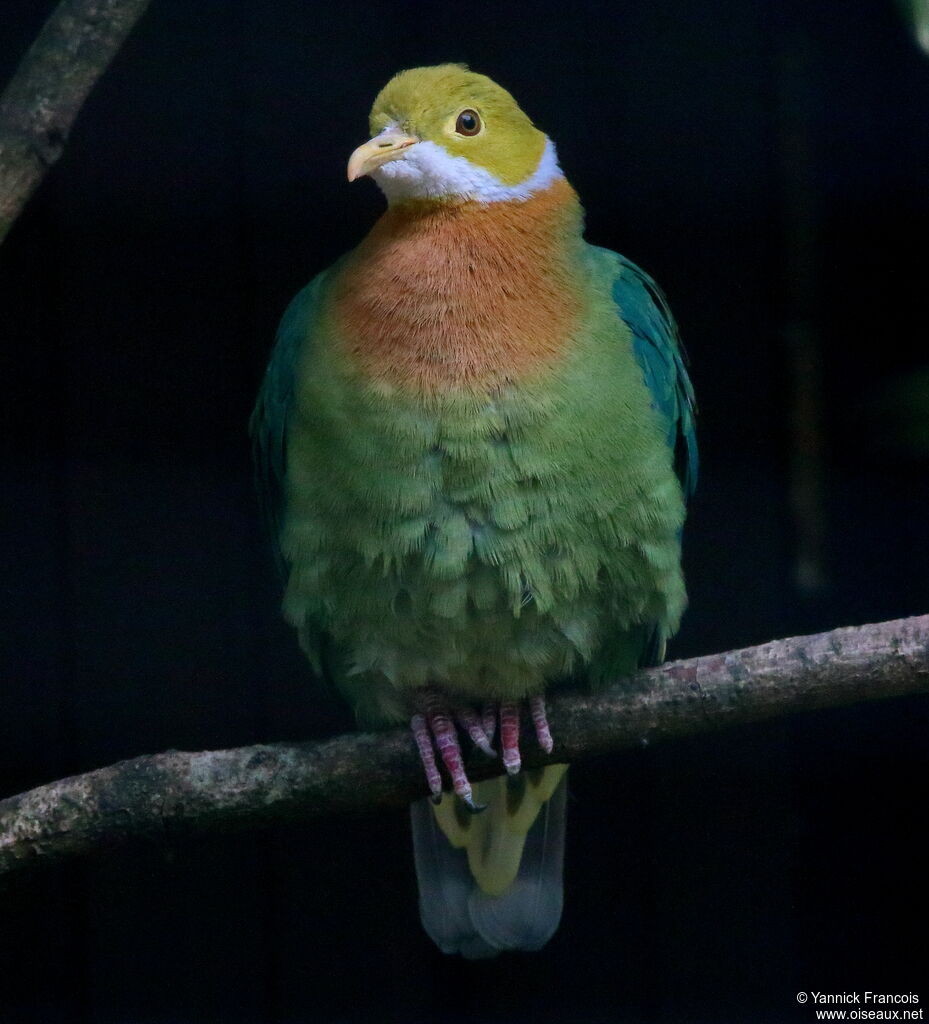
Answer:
[410,764,568,958]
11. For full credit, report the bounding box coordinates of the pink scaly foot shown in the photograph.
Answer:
[454,705,496,757]
[409,690,493,811]
[481,703,497,745]
[410,713,443,803]
[410,691,556,805]
[500,702,522,775]
[486,694,556,776]
[529,695,554,754]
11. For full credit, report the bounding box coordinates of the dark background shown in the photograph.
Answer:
[2,1,928,1021]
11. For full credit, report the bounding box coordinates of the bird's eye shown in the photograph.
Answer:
[455,109,482,136]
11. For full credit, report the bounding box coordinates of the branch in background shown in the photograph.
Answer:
[1,614,927,884]
[0,0,152,244]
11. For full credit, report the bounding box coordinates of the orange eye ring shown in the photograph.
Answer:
[455,109,482,136]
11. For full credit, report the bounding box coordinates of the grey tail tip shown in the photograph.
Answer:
[410,775,568,958]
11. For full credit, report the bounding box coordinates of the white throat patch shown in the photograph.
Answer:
[371,134,563,205]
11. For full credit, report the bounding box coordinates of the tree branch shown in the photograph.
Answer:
[0,0,152,244]
[1,614,927,883]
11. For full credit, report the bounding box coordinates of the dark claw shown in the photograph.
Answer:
[462,794,487,814]
[454,706,496,756]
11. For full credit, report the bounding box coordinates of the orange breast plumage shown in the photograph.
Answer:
[329,177,586,393]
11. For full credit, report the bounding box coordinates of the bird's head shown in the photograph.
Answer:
[347,65,562,205]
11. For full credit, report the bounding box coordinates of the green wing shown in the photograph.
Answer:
[606,249,698,667]
[249,278,320,575]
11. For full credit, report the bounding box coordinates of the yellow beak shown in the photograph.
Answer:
[347,130,418,182]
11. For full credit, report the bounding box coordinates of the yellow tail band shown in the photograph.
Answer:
[431,763,569,896]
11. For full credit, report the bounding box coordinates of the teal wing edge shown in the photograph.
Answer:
[604,249,698,669]
[249,277,320,577]
[609,251,698,503]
